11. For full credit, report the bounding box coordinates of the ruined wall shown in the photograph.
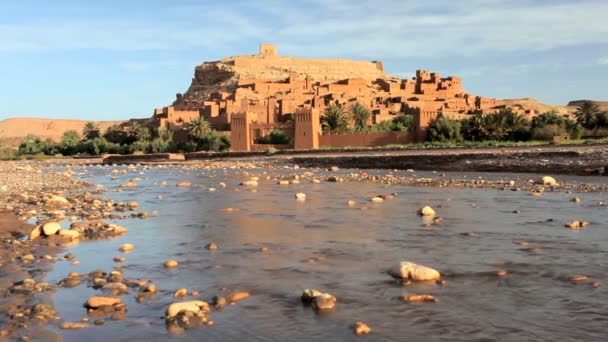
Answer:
[319,131,414,148]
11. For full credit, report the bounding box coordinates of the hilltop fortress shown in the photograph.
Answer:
[149,44,543,150]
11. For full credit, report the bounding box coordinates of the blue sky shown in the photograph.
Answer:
[1,0,607,120]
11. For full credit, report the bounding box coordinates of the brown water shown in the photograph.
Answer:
[45,166,608,341]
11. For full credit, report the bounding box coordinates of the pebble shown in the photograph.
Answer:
[113,257,126,263]
[353,321,372,335]
[312,293,336,312]
[206,243,218,251]
[295,193,306,200]
[59,322,90,329]
[403,294,437,303]
[164,260,179,268]
[174,288,188,298]
[119,243,135,252]
[301,289,323,303]
[226,291,250,303]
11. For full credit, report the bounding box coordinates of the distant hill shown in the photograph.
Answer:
[0,117,124,148]
[502,98,573,116]
[566,100,608,110]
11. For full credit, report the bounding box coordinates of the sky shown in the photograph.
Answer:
[1,0,607,121]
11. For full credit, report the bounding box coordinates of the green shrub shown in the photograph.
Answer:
[256,130,293,145]
[193,131,230,151]
[370,115,413,132]
[428,117,463,142]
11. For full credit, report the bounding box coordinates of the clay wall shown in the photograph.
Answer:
[230,112,253,151]
[250,144,291,152]
[294,108,320,149]
[319,131,414,148]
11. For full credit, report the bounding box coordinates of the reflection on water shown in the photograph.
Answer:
[46,166,608,341]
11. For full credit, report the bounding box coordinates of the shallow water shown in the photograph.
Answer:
[45,166,608,341]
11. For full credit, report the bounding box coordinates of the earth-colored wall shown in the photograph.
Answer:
[319,131,414,148]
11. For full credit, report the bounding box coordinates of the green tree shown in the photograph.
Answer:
[347,102,370,131]
[321,104,350,133]
[156,128,174,142]
[427,116,463,142]
[574,101,601,129]
[18,134,46,155]
[103,124,132,145]
[594,111,608,128]
[59,130,81,155]
[129,122,151,142]
[194,131,230,151]
[188,117,211,140]
[82,121,100,140]
[531,111,584,139]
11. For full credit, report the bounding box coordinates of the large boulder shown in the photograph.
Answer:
[58,229,80,240]
[417,206,436,216]
[42,222,61,236]
[85,296,122,309]
[388,261,441,281]
[536,176,557,186]
[165,300,210,318]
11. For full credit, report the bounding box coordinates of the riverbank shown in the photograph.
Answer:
[95,143,608,176]
[0,162,92,339]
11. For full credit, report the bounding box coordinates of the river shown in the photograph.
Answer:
[44,164,608,341]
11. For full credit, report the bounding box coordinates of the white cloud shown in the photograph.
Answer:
[0,0,607,59]
[598,57,608,65]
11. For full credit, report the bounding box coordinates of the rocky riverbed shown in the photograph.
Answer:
[0,159,607,341]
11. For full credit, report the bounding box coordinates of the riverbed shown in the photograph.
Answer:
[43,164,607,341]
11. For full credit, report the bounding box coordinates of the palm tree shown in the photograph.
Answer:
[189,116,211,140]
[348,102,370,131]
[82,121,100,140]
[129,122,151,142]
[157,128,174,142]
[321,104,350,133]
[574,101,601,129]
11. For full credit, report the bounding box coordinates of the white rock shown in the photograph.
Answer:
[29,226,42,240]
[58,229,80,239]
[42,222,61,236]
[417,206,436,216]
[240,180,258,187]
[537,176,557,186]
[388,261,441,281]
[165,300,210,318]
[295,193,306,200]
[47,195,69,204]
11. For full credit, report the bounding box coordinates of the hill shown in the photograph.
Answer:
[566,100,608,111]
[0,118,124,148]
